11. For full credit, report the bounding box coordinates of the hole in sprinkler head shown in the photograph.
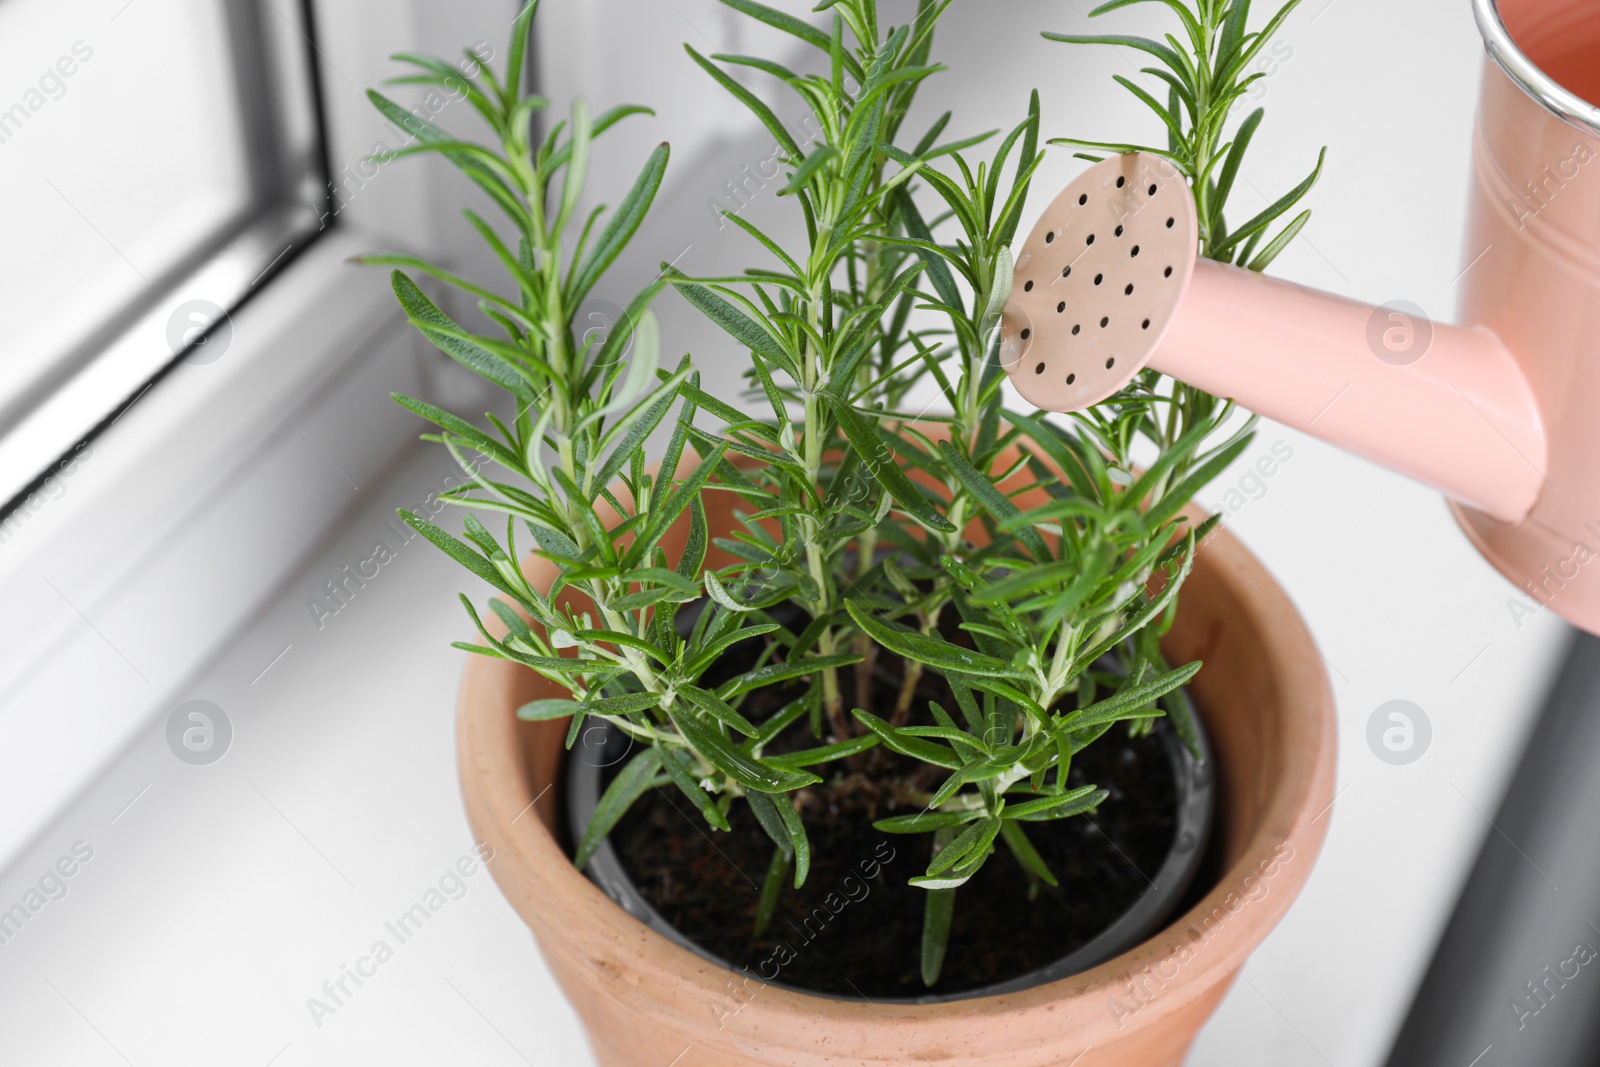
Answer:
[1166,217,1175,228]
[1078,193,1088,206]
[1057,302,1066,313]
[1131,245,1140,257]
[1115,226,1124,237]
[1100,316,1110,328]
[1045,232,1055,244]
[1021,328,1031,340]
[1061,266,1072,278]
[1094,274,1104,285]
[1148,184,1158,196]
[1067,373,1077,384]
[1024,280,1034,292]
[1116,176,1126,188]
[1035,363,1045,375]
[1125,284,1134,295]
[1106,357,1116,369]
[1142,318,1151,330]
[1072,324,1081,335]
[1086,234,1096,246]
[1164,266,1174,278]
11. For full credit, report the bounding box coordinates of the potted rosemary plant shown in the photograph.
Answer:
[372,0,1336,1062]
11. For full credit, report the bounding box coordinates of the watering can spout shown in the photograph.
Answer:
[1000,152,1547,526]
[1151,259,1545,523]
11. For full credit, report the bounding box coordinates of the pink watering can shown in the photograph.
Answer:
[1001,0,1600,634]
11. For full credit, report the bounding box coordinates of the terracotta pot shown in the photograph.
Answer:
[457,479,1336,1066]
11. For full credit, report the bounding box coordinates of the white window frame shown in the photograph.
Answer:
[0,0,516,871]
[0,0,325,510]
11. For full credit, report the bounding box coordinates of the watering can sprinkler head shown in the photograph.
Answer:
[1000,153,1201,413]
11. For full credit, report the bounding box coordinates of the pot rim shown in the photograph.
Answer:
[457,513,1337,1047]
[1474,0,1600,138]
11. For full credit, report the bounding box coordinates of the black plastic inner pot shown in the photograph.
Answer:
[565,687,1213,1005]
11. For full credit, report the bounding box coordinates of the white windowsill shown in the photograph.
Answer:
[0,229,437,872]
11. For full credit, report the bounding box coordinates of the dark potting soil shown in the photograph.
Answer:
[601,632,1180,999]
